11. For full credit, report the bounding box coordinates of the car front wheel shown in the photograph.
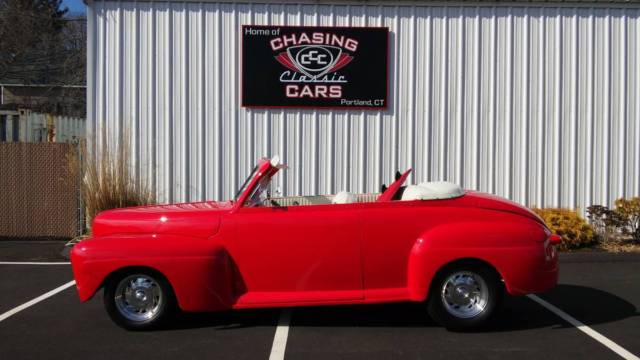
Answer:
[104,271,175,330]
[427,264,502,331]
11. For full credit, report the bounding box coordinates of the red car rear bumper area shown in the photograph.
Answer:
[502,242,559,296]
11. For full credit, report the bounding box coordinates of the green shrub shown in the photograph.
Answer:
[532,208,596,251]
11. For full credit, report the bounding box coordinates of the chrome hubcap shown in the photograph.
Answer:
[114,274,163,322]
[441,271,489,319]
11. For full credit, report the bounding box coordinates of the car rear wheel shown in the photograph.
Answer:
[104,271,175,330]
[427,263,502,331]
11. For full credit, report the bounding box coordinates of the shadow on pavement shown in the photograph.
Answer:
[159,284,638,332]
[159,308,280,331]
[0,240,69,261]
[528,284,640,327]
[485,284,639,332]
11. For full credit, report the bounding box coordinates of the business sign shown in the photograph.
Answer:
[242,25,388,109]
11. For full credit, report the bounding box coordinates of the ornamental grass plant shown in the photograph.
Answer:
[67,134,155,233]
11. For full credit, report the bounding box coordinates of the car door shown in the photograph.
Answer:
[231,202,363,305]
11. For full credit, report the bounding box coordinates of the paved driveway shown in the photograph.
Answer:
[0,250,638,360]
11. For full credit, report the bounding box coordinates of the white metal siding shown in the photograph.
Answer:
[87,1,640,212]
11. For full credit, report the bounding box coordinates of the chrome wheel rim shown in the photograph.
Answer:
[114,274,163,322]
[441,271,489,319]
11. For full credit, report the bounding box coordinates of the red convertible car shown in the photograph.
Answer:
[71,156,560,330]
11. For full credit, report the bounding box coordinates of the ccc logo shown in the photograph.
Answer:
[293,46,334,73]
[299,50,328,66]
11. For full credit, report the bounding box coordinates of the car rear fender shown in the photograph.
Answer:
[71,234,238,312]
[406,219,543,301]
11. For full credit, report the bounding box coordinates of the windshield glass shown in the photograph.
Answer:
[244,174,272,207]
[234,165,259,202]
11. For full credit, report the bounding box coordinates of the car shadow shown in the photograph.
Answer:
[485,284,639,332]
[158,308,281,331]
[159,284,638,332]
[495,284,639,332]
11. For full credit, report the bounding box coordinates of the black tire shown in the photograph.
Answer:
[103,270,175,330]
[427,263,502,331]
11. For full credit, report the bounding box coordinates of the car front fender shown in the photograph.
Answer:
[71,234,237,312]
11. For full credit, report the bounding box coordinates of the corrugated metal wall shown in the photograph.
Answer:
[87,1,640,212]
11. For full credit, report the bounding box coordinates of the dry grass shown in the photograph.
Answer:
[599,243,640,253]
[67,135,155,232]
[597,235,640,253]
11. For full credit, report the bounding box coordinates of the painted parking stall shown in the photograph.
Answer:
[535,257,640,358]
[0,280,76,323]
[528,294,640,360]
[0,264,74,314]
[1,255,639,359]
[284,299,619,360]
[0,286,280,360]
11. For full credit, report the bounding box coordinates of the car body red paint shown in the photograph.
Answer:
[71,157,558,313]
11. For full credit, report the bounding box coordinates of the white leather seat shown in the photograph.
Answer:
[401,181,464,201]
[332,191,358,204]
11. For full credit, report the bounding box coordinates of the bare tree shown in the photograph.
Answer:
[59,16,86,85]
[0,0,86,85]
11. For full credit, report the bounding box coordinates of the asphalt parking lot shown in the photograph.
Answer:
[0,245,638,360]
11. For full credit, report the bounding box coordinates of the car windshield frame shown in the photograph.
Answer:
[234,164,259,202]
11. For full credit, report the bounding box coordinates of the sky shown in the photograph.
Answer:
[62,0,86,16]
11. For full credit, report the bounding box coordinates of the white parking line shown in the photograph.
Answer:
[0,280,76,323]
[269,308,292,360]
[527,294,640,360]
[0,262,70,265]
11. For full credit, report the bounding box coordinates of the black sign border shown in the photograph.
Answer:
[241,24,390,110]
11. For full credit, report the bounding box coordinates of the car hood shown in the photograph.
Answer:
[91,201,232,238]
[464,191,545,226]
